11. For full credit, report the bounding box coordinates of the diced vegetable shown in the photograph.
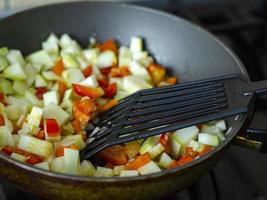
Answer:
[170,136,182,159]
[119,46,132,67]
[13,80,28,95]
[198,133,219,146]
[10,153,26,162]
[129,61,151,81]
[97,50,117,68]
[35,75,47,87]
[72,84,104,98]
[5,104,23,121]
[125,153,151,170]
[83,48,100,65]
[43,102,70,126]
[99,145,128,166]
[50,156,64,173]
[0,47,8,56]
[6,50,25,66]
[0,79,13,94]
[60,89,73,110]
[95,167,114,177]
[44,118,61,142]
[159,152,173,168]
[43,90,60,106]
[59,134,85,150]
[148,143,165,159]
[187,140,204,152]
[62,68,84,85]
[27,50,54,69]
[215,120,227,131]
[139,137,158,154]
[125,141,141,160]
[0,56,8,71]
[63,148,80,175]
[172,126,199,145]
[148,64,166,85]
[123,75,152,94]
[113,165,125,176]
[80,75,99,88]
[120,170,139,177]
[34,161,50,170]
[61,52,79,68]
[130,37,142,52]
[0,126,14,146]
[17,135,53,158]
[80,160,96,176]
[3,63,26,80]
[138,161,161,175]
[100,39,118,53]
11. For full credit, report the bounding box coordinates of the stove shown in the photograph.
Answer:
[1,1,267,200]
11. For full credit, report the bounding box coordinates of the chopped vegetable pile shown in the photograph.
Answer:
[0,34,227,177]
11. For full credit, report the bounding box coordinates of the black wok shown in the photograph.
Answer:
[0,2,264,200]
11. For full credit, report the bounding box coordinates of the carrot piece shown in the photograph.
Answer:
[55,146,65,157]
[198,145,213,157]
[77,98,96,115]
[26,155,43,165]
[184,147,199,158]
[99,39,118,53]
[159,134,172,154]
[99,145,128,166]
[110,67,131,77]
[0,114,5,126]
[73,101,91,124]
[72,84,104,98]
[69,144,79,150]
[167,160,179,169]
[35,130,45,140]
[82,65,93,77]
[176,155,194,166]
[166,76,177,85]
[97,79,109,88]
[125,153,151,170]
[125,141,141,160]
[98,99,118,113]
[148,63,166,85]
[71,119,82,132]
[100,67,112,76]
[58,81,68,97]
[52,59,64,76]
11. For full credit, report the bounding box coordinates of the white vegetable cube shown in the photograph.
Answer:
[51,156,64,173]
[120,170,139,177]
[6,50,25,66]
[110,78,124,90]
[0,56,8,71]
[201,125,225,141]
[170,136,181,159]
[42,71,63,82]
[59,34,73,49]
[10,153,26,163]
[62,68,84,85]
[13,80,28,95]
[63,148,80,175]
[95,167,114,177]
[5,105,23,121]
[27,106,43,128]
[61,52,79,68]
[97,50,117,68]
[43,91,60,106]
[17,135,53,158]
[46,33,59,44]
[80,75,99,88]
[0,126,14,146]
[113,165,125,176]
[82,48,100,65]
[43,102,70,126]
[80,160,96,176]
[215,120,227,131]
[3,63,26,80]
[138,161,161,175]
[139,137,159,154]
[34,161,50,170]
[35,75,47,87]
[172,126,199,145]
[59,135,85,150]
[119,46,132,67]
[60,89,73,110]
[198,133,219,146]
[123,75,152,94]
[187,140,203,152]
[24,91,42,107]
[148,143,165,159]
[159,153,173,168]
[42,41,59,55]
[129,61,151,81]
[27,50,54,69]
[130,37,143,52]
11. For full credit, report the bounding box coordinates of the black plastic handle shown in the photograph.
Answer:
[252,79,267,96]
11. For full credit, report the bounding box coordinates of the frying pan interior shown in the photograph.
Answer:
[0,2,246,82]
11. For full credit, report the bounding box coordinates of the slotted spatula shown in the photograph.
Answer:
[80,74,267,160]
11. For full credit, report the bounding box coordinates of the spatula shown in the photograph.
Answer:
[80,74,267,160]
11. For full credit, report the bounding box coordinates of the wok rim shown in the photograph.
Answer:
[0,1,249,183]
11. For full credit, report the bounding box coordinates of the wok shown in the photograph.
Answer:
[0,2,264,200]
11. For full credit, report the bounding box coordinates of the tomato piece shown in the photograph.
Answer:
[103,83,117,98]
[0,114,5,126]
[148,64,166,85]
[99,99,118,113]
[77,98,96,115]
[166,76,178,85]
[110,67,131,77]
[45,118,60,136]
[100,67,112,76]
[73,101,91,124]
[184,147,199,158]
[2,147,13,155]
[176,155,194,166]
[99,145,128,166]
[52,59,64,76]
[167,160,179,169]
[35,87,48,100]
[82,65,93,77]
[198,145,213,157]
[99,39,118,53]
[35,130,45,140]
[97,79,109,88]
[26,155,43,165]
[159,134,171,154]
[125,153,151,170]
[0,93,7,105]
[58,81,68,97]
[125,141,141,160]
[72,84,104,98]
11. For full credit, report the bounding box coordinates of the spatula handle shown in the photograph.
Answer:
[251,79,267,96]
